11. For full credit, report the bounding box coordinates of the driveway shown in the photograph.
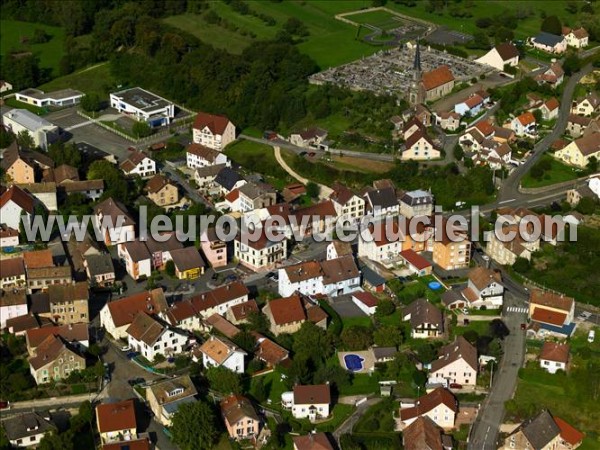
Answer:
[333,397,382,442]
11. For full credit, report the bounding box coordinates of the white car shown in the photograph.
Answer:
[589,330,596,343]
[462,308,469,315]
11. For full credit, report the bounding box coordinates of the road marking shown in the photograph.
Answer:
[506,306,528,314]
[498,198,516,204]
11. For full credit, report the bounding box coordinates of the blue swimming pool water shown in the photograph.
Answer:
[428,281,442,290]
[344,354,365,372]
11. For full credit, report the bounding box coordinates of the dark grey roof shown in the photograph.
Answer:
[365,187,398,210]
[214,167,244,191]
[441,289,464,307]
[401,189,433,207]
[2,412,57,441]
[519,410,560,450]
[402,298,443,330]
[361,266,386,286]
[371,346,397,360]
[30,292,50,314]
[84,253,115,277]
[533,32,564,47]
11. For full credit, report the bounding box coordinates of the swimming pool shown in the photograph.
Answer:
[344,354,366,372]
[428,281,442,290]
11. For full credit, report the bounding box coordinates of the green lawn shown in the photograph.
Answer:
[522,155,581,188]
[250,369,289,406]
[338,373,382,396]
[38,63,115,97]
[342,315,373,329]
[224,139,293,189]
[346,10,406,29]
[3,97,48,115]
[315,403,355,433]
[0,20,65,76]
[451,320,490,339]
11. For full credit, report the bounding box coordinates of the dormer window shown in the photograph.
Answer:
[167,387,184,397]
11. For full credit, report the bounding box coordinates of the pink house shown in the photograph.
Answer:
[220,394,260,441]
[201,228,228,268]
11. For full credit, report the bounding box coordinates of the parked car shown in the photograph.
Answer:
[589,330,596,343]
[0,401,9,410]
[224,274,238,283]
[121,344,131,352]
[449,383,462,389]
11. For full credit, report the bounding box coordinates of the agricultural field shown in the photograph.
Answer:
[0,20,65,76]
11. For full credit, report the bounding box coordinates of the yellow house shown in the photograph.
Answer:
[0,142,35,184]
[170,246,205,279]
[146,173,179,207]
[554,132,600,168]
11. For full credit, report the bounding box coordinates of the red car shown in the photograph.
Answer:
[0,401,9,409]
[521,323,527,330]
[449,383,462,389]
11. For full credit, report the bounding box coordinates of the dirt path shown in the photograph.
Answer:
[273,146,333,199]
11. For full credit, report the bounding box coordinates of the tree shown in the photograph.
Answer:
[170,400,219,450]
[340,325,374,351]
[541,15,562,35]
[48,142,81,167]
[305,181,320,199]
[476,17,493,28]
[205,366,242,394]
[532,109,543,124]
[232,330,257,353]
[0,129,14,149]
[576,196,597,215]
[375,299,395,317]
[314,364,351,391]
[373,325,403,347]
[247,311,270,334]
[489,319,510,340]
[292,321,333,365]
[80,93,102,112]
[32,28,51,44]
[132,121,152,138]
[586,156,598,173]
[565,1,579,14]
[87,160,129,200]
[165,260,175,277]
[251,376,268,402]
[453,144,464,161]
[16,130,35,150]
[283,17,309,37]
[513,257,531,273]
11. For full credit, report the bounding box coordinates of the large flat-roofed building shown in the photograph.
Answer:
[110,87,175,127]
[2,109,60,150]
[15,88,84,107]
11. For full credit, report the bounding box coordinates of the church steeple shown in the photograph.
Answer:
[409,40,423,105]
[413,39,422,74]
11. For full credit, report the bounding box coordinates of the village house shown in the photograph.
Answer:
[192,112,236,151]
[562,26,589,48]
[535,62,565,88]
[254,333,290,368]
[510,112,537,137]
[293,433,335,450]
[25,322,89,356]
[289,128,328,149]
[144,232,184,271]
[400,190,434,218]
[214,167,246,195]
[358,220,403,264]
[198,334,246,373]
[1,412,58,448]
[110,87,175,126]
[145,174,179,207]
[227,300,259,325]
[220,394,261,442]
[22,249,70,293]
[539,342,570,374]
[329,183,365,222]
[528,289,575,337]
[2,109,60,150]
[0,142,35,184]
[6,314,53,337]
[351,291,380,316]
[285,384,331,421]
[399,249,432,276]
[420,65,455,102]
[401,130,440,161]
[235,182,277,213]
[475,42,520,71]
[127,311,188,361]
[429,336,478,386]
[118,240,152,280]
[402,416,447,450]
[555,132,600,168]
[531,32,567,54]
[363,187,400,218]
[486,224,540,265]
[203,313,241,339]
[0,290,28,328]
[235,226,287,272]
[435,111,461,132]
[571,93,599,116]
[462,267,504,309]
[146,375,198,426]
[539,97,560,121]
[169,246,205,279]
[194,164,228,190]
[0,225,19,248]
[100,288,168,339]
[0,257,26,290]
[402,117,426,140]
[200,227,228,268]
[120,151,156,178]
[96,399,137,444]
[263,294,328,336]
[0,184,34,230]
[500,410,583,450]
[28,334,86,384]
[186,143,231,169]
[441,290,466,311]
[45,282,89,325]
[398,387,457,430]
[60,179,105,201]
[94,198,136,246]
[0,80,13,93]
[454,93,484,117]
[326,240,353,261]
[402,298,444,339]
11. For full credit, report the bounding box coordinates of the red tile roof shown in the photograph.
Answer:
[102,437,150,450]
[0,185,34,213]
[422,65,454,91]
[400,388,457,421]
[530,290,574,312]
[292,432,335,450]
[23,249,53,269]
[268,294,306,325]
[531,307,567,326]
[293,384,331,405]
[193,112,231,135]
[474,120,494,137]
[539,342,569,363]
[96,399,137,433]
[352,291,379,308]
[554,417,584,446]
[106,289,168,327]
[0,257,25,278]
[400,249,431,271]
[544,97,559,111]
[517,112,536,126]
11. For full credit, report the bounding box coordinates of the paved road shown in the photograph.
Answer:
[273,146,333,198]
[160,162,213,210]
[333,397,382,442]
[0,393,102,420]
[498,63,596,203]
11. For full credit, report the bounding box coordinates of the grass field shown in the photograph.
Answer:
[521,155,581,188]
[0,20,65,76]
[38,63,115,97]
[344,9,406,30]
[164,1,388,68]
